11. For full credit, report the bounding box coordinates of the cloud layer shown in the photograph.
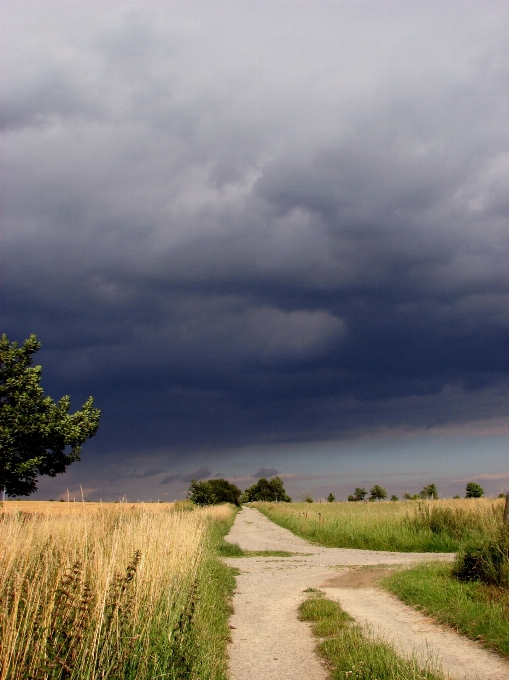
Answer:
[3,3,509,476]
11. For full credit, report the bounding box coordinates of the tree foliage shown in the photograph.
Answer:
[187,478,241,506]
[326,492,335,503]
[354,487,367,501]
[465,482,484,498]
[419,483,438,499]
[369,484,387,501]
[0,334,101,496]
[348,487,367,502]
[240,476,291,503]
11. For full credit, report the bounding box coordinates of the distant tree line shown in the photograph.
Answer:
[343,482,485,503]
[187,476,487,507]
[187,475,291,506]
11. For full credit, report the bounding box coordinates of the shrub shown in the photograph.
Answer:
[326,493,335,503]
[453,526,509,588]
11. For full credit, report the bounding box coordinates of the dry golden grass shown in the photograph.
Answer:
[0,500,234,679]
[1,499,173,514]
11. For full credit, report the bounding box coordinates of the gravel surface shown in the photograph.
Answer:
[225,506,509,680]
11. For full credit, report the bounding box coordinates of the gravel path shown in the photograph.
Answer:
[225,506,509,680]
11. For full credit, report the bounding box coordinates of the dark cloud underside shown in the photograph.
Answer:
[2,2,508,468]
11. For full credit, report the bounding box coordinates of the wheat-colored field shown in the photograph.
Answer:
[0,500,235,680]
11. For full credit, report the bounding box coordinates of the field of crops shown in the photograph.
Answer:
[0,500,236,680]
[255,498,505,552]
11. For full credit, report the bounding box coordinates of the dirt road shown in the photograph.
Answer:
[225,506,509,680]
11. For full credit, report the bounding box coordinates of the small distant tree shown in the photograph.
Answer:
[187,478,241,506]
[240,476,291,503]
[347,494,357,502]
[498,493,506,499]
[303,494,313,503]
[354,487,367,501]
[370,484,387,501]
[326,492,335,503]
[465,482,484,498]
[390,495,398,501]
[453,495,461,499]
[419,483,438,500]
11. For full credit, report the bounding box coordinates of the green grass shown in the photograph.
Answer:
[299,590,446,680]
[217,539,306,557]
[254,499,504,552]
[186,508,241,679]
[383,562,509,658]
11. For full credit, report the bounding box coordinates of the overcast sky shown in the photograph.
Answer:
[2,1,509,501]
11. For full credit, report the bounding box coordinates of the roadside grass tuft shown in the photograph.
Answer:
[217,540,305,557]
[383,562,509,658]
[299,590,446,680]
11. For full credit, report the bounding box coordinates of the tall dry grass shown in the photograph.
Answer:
[0,501,234,680]
[256,498,505,552]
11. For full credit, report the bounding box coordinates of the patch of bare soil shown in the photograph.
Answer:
[323,566,397,588]
[225,506,509,680]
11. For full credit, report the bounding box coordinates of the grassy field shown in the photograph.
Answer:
[383,562,509,658]
[255,498,504,552]
[299,589,446,680]
[0,500,237,680]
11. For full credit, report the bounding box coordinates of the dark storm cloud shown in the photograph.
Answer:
[253,469,279,479]
[160,467,211,485]
[126,468,165,479]
[2,2,509,468]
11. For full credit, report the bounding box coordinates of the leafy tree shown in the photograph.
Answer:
[354,487,367,501]
[348,487,367,502]
[326,492,335,503]
[419,483,438,500]
[465,482,484,498]
[304,494,313,503]
[0,334,100,496]
[370,484,387,501]
[390,495,398,501]
[187,478,241,506]
[240,476,291,503]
